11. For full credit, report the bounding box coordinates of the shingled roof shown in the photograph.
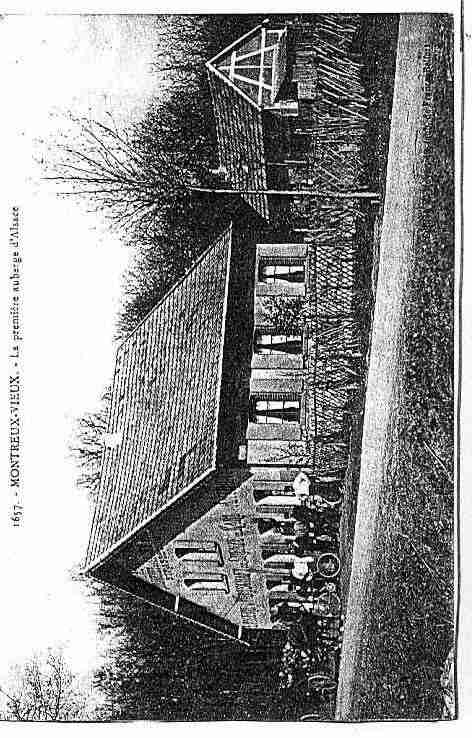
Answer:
[85,227,233,570]
[208,70,269,220]
[207,22,288,222]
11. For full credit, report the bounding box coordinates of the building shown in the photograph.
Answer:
[206,17,367,476]
[84,16,367,644]
[206,16,369,226]
[84,213,342,643]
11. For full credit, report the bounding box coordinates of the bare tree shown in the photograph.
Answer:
[43,112,204,238]
[70,387,111,497]
[43,106,378,244]
[0,648,92,721]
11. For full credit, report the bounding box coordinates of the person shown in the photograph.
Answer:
[292,471,311,502]
[309,494,341,512]
[269,600,305,625]
[273,520,296,537]
[293,532,313,557]
[292,498,338,534]
[312,534,337,553]
[289,556,315,599]
[293,520,309,536]
[291,555,315,580]
[305,498,340,537]
[292,503,312,525]
[293,507,327,536]
[293,528,332,557]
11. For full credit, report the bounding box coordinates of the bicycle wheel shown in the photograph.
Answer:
[317,552,340,578]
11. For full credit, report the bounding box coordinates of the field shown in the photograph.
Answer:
[336,14,454,721]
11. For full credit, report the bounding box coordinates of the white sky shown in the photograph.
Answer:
[0,14,167,685]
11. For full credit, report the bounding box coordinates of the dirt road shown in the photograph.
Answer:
[335,14,438,720]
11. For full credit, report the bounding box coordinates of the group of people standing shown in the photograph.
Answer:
[266,472,343,623]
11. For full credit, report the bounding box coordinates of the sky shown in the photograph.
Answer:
[0,14,168,687]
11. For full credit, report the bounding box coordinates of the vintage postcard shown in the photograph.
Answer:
[1,2,461,723]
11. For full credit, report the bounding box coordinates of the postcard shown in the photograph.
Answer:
[1,3,461,723]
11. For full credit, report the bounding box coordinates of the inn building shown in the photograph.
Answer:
[84,18,361,643]
[84,218,338,642]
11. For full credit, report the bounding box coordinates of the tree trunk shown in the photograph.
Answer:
[190,186,380,200]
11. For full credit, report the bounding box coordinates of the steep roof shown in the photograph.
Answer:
[85,227,233,570]
[207,23,287,109]
[207,71,268,221]
[206,22,288,222]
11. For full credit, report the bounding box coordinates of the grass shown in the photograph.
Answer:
[336,14,454,721]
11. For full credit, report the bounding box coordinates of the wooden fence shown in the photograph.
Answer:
[288,14,370,478]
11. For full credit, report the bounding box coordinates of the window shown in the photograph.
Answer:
[183,573,229,592]
[259,260,305,285]
[250,396,300,424]
[174,540,222,565]
[254,331,302,355]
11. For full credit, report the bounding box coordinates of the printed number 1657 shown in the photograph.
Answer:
[11,504,23,526]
